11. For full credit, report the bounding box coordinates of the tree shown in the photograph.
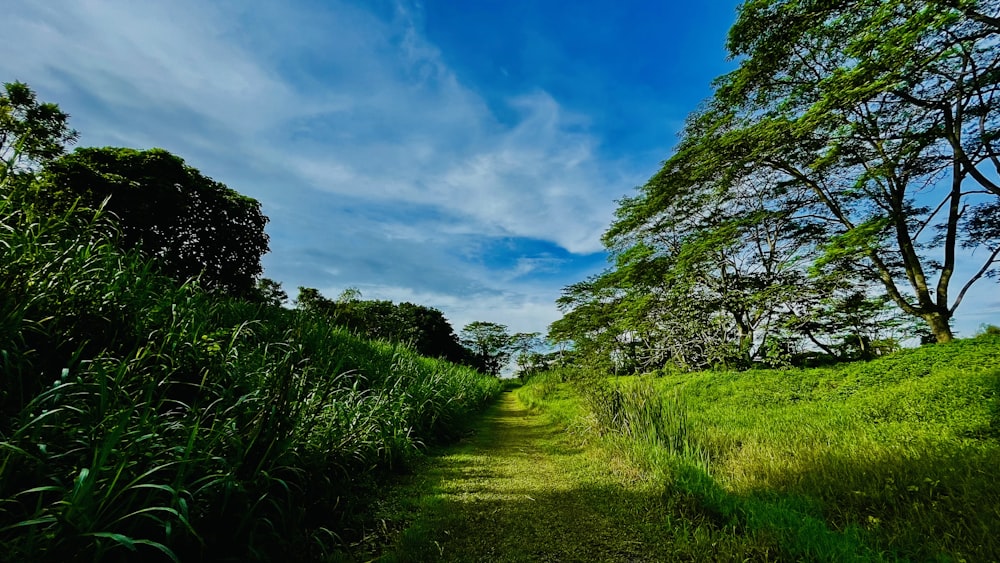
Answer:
[0,81,77,189]
[551,1,1000,369]
[510,332,543,376]
[37,147,269,295]
[459,321,513,376]
[710,0,1000,341]
[551,161,826,372]
[395,302,471,362]
[254,278,288,308]
[295,287,326,312]
[606,160,827,368]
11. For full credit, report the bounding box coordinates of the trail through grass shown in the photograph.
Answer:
[376,391,772,562]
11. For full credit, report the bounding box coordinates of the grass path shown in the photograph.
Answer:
[374,391,767,562]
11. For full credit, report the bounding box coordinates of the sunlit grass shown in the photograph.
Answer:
[376,392,780,562]
[522,337,1000,561]
[665,345,1000,561]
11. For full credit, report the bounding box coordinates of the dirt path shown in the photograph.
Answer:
[378,391,683,562]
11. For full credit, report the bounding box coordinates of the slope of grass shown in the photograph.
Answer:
[0,195,504,561]
[522,337,1000,561]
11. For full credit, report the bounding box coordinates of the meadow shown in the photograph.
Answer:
[4,177,998,563]
[517,337,1000,561]
[0,197,504,561]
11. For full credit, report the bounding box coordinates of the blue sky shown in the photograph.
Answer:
[3,0,997,338]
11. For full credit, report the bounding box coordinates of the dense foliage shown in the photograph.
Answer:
[36,147,270,296]
[0,82,504,561]
[0,180,503,563]
[295,286,475,367]
[294,290,545,376]
[551,0,1000,370]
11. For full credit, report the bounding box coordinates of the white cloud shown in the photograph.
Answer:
[0,0,640,335]
[3,0,634,250]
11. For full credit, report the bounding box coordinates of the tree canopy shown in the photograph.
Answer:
[37,147,269,295]
[459,321,515,377]
[296,287,473,365]
[0,81,77,188]
[551,0,1000,372]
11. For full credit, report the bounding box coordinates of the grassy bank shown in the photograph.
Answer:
[518,337,1000,561]
[0,197,504,561]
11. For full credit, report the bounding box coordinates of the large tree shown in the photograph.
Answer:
[551,0,1000,373]
[711,0,1000,341]
[605,160,824,368]
[37,147,269,295]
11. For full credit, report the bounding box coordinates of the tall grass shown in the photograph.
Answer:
[0,194,503,561]
[575,376,707,469]
[524,337,1000,561]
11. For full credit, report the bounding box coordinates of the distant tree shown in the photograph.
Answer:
[37,147,269,295]
[0,81,77,189]
[254,278,288,308]
[460,321,513,376]
[337,287,362,303]
[509,332,544,377]
[295,287,326,312]
[787,289,913,360]
[510,332,542,366]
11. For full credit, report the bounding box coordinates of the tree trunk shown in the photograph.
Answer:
[924,311,954,343]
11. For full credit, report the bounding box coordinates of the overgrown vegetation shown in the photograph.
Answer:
[519,334,1000,561]
[0,82,504,561]
[0,189,503,562]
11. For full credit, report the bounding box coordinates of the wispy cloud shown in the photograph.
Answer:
[1,0,637,334]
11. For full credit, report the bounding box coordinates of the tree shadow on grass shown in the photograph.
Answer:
[385,481,782,563]
[730,438,1000,562]
[367,395,780,562]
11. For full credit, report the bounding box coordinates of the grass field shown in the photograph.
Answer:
[371,392,782,562]
[517,336,1000,561]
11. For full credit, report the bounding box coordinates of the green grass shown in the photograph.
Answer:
[0,193,504,561]
[519,338,1000,561]
[370,392,781,562]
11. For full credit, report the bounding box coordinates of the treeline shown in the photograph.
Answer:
[290,286,548,376]
[0,82,504,561]
[293,287,473,366]
[551,0,1000,373]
